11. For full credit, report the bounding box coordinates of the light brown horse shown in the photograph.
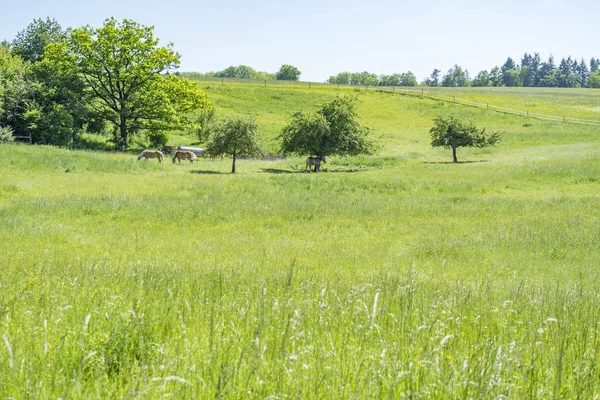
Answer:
[306,155,326,172]
[137,150,164,163]
[172,150,197,164]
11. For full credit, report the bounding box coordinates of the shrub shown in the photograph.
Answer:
[0,126,15,143]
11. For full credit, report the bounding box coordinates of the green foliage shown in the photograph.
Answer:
[207,114,264,173]
[0,45,38,138]
[146,130,168,148]
[10,18,65,63]
[190,107,216,143]
[441,65,470,87]
[0,125,14,142]
[430,115,502,162]
[280,95,376,157]
[276,64,301,81]
[423,68,441,86]
[44,18,211,149]
[588,71,600,88]
[472,70,491,87]
[213,65,275,80]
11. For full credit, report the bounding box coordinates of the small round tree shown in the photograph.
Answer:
[430,116,502,163]
[206,114,264,173]
[280,95,376,162]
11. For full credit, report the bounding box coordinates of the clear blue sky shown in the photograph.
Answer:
[2,0,598,82]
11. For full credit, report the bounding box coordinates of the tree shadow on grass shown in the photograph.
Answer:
[260,168,305,174]
[261,168,365,174]
[423,160,491,165]
[190,170,229,175]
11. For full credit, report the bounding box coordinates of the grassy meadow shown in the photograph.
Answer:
[1,83,600,398]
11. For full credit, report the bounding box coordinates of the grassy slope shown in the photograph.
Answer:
[1,84,600,397]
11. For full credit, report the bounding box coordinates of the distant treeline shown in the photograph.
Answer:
[328,71,418,86]
[324,53,600,89]
[423,53,600,88]
[179,64,301,81]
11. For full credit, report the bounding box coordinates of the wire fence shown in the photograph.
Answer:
[371,86,600,127]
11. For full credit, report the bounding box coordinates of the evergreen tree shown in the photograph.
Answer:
[576,58,589,87]
[423,69,441,86]
[520,53,538,87]
[531,52,542,86]
[537,55,556,87]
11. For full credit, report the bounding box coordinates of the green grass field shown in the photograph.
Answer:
[1,83,600,398]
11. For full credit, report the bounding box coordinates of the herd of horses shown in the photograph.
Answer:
[136,149,197,164]
[137,149,327,172]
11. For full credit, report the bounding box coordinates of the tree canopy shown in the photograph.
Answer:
[44,18,211,148]
[276,64,301,81]
[430,116,502,163]
[11,18,66,63]
[206,114,264,173]
[280,95,376,157]
[0,45,37,139]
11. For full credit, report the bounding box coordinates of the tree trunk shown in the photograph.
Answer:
[452,147,458,163]
[231,150,236,173]
[119,113,128,150]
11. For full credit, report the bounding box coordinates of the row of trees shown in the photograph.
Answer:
[179,64,302,81]
[203,95,377,173]
[423,53,600,88]
[1,18,211,148]
[328,71,418,86]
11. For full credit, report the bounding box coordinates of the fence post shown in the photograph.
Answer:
[563,116,566,122]
[366,85,368,91]
[392,86,395,95]
[221,78,224,85]
[421,88,424,98]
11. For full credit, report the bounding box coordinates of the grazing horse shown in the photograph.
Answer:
[172,150,197,164]
[306,155,326,172]
[137,150,164,163]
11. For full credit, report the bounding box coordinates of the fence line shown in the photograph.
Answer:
[372,86,600,127]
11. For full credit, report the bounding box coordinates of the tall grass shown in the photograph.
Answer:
[1,84,600,397]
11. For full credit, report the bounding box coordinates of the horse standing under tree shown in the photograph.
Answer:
[172,150,197,164]
[306,155,326,172]
[137,150,164,163]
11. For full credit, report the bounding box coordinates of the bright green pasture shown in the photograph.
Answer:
[192,81,600,156]
[1,131,600,398]
[411,86,600,120]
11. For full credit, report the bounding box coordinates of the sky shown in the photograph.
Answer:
[1,0,599,82]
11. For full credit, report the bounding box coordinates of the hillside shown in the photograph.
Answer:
[182,79,600,158]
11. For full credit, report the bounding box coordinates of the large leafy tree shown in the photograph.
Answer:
[45,18,211,148]
[10,18,89,146]
[206,114,264,173]
[280,95,376,158]
[430,116,502,163]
